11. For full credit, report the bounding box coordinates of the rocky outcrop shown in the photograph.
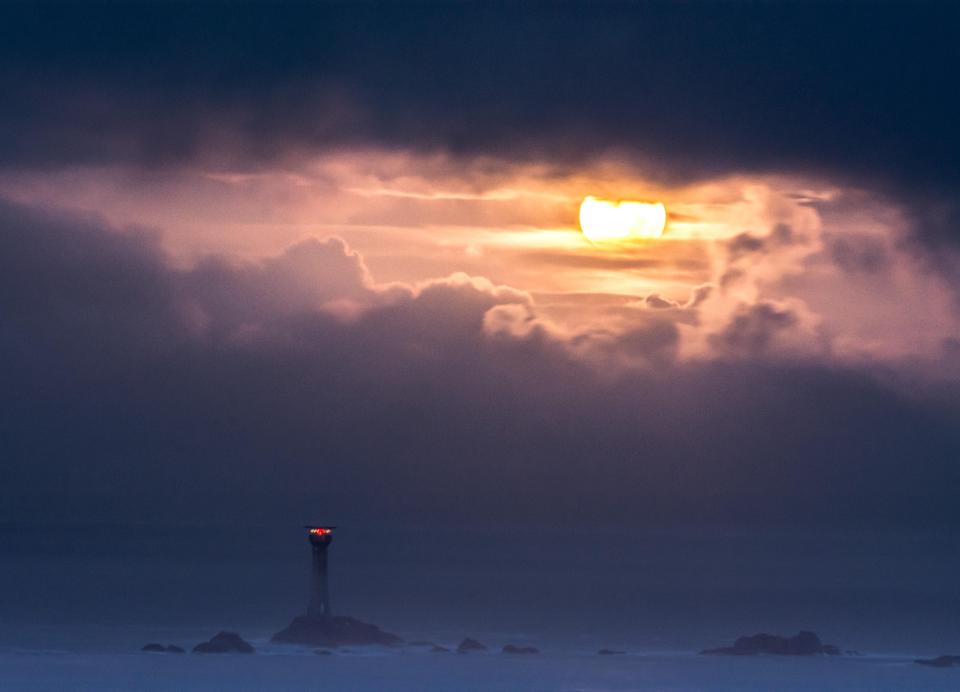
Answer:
[142,643,185,653]
[271,614,402,647]
[701,631,840,656]
[456,637,488,653]
[915,655,960,668]
[192,631,255,654]
[430,645,451,653]
[502,644,539,654]
[598,649,625,655]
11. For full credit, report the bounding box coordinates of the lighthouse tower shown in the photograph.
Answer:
[305,526,335,618]
[271,524,401,646]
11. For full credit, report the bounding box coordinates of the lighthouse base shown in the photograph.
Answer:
[271,614,402,647]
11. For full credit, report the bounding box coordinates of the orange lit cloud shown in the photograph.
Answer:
[0,149,957,372]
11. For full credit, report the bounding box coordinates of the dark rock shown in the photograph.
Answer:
[700,631,839,656]
[915,655,960,668]
[143,643,186,653]
[598,649,625,655]
[409,640,434,646]
[456,637,488,653]
[502,644,539,654]
[192,631,255,654]
[271,614,402,647]
[430,645,451,653]
[315,649,333,656]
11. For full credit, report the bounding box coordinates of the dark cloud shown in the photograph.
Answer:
[727,233,767,259]
[2,199,959,529]
[644,293,677,309]
[0,3,959,246]
[719,268,745,288]
[709,302,799,358]
[771,223,795,245]
[829,235,893,274]
[684,284,713,309]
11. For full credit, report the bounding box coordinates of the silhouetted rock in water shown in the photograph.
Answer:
[456,638,488,653]
[408,640,434,647]
[430,645,451,653]
[598,649,625,655]
[502,644,539,654]
[915,655,960,668]
[142,643,185,653]
[271,614,402,647]
[192,632,255,654]
[701,631,839,656]
[314,649,333,656]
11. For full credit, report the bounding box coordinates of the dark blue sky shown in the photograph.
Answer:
[3,4,959,198]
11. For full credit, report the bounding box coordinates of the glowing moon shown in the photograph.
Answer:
[579,195,667,243]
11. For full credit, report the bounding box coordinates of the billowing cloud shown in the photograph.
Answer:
[2,198,959,530]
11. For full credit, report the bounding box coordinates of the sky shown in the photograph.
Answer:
[1,2,959,529]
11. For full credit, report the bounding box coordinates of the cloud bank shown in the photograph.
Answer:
[2,198,958,528]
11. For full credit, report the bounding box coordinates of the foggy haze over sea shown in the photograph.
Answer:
[3,522,959,650]
[3,523,960,690]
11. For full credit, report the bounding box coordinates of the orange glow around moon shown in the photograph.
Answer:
[579,195,667,243]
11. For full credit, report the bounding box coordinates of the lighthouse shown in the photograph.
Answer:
[305,526,335,618]
[272,524,401,646]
